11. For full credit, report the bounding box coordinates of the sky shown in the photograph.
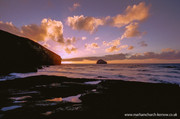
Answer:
[0,0,180,64]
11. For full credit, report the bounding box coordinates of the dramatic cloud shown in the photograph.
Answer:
[21,24,47,42]
[0,19,64,43]
[0,19,78,54]
[67,2,149,32]
[121,22,144,39]
[128,46,134,50]
[67,15,104,33]
[22,19,64,43]
[82,36,87,40]
[109,2,150,27]
[138,41,148,47]
[66,1,150,52]
[69,3,80,11]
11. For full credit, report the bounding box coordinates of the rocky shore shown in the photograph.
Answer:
[0,75,179,119]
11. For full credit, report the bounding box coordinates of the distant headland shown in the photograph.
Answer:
[96,59,107,64]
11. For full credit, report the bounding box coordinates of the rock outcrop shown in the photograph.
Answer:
[96,59,107,64]
[0,30,61,74]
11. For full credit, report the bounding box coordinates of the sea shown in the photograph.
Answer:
[1,64,180,85]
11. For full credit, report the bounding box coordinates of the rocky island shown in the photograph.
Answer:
[0,30,61,74]
[96,59,107,64]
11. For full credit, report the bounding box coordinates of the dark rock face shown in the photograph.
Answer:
[96,59,107,64]
[0,30,61,74]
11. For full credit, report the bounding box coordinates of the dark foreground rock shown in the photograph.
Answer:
[96,59,107,64]
[0,75,179,119]
[0,30,61,74]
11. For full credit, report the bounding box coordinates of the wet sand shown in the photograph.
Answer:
[0,75,179,119]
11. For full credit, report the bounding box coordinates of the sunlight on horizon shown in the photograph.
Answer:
[61,61,73,64]
[1,0,180,63]
[62,59,180,64]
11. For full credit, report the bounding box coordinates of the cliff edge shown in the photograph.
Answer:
[0,30,61,74]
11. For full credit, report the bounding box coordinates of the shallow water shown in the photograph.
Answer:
[0,71,179,118]
[1,105,22,111]
[1,64,180,85]
[0,76,99,118]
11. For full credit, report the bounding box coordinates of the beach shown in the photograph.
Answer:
[0,75,179,119]
[1,0,180,118]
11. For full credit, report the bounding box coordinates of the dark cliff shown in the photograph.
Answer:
[0,30,61,74]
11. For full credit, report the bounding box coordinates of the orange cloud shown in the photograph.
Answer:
[120,45,128,49]
[106,46,121,53]
[67,15,105,33]
[85,43,99,49]
[121,22,144,39]
[94,37,100,40]
[46,97,62,102]
[103,37,121,46]
[65,46,77,54]
[161,48,175,53]
[0,19,64,43]
[65,37,76,46]
[0,19,78,54]
[104,37,129,53]
[85,42,99,53]
[82,36,87,40]
[69,3,80,11]
[0,21,21,36]
[66,2,150,39]
[21,24,47,42]
[128,46,134,50]
[91,43,99,48]
[109,2,150,27]
[105,45,128,53]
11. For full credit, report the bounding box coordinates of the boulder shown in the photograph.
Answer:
[0,30,61,74]
[96,59,107,64]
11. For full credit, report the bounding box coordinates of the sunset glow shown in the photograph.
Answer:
[0,0,180,63]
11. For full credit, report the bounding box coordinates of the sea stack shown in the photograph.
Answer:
[0,30,62,74]
[96,59,107,64]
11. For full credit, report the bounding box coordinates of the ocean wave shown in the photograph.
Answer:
[1,64,180,85]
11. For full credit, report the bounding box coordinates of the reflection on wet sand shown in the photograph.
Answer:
[46,97,63,102]
[46,94,81,103]
[42,111,53,116]
[10,96,32,101]
[1,105,22,111]
[1,75,179,119]
[84,81,101,85]
[63,94,81,103]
